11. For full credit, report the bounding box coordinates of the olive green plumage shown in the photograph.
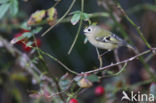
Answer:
[83,25,129,51]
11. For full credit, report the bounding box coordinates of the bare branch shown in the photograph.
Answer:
[84,48,156,74]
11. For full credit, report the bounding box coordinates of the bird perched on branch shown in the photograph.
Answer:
[83,25,135,51]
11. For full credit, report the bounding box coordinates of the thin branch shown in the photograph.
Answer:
[100,62,127,78]
[115,1,152,49]
[32,34,43,60]
[67,18,83,54]
[38,48,79,75]
[114,49,122,69]
[30,12,109,26]
[61,12,109,24]
[53,0,61,8]
[41,0,76,37]
[96,47,103,68]
[67,0,84,54]
[84,48,156,74]
[48,79,74,97]
[111,62,127,76]
[113,79,154,95]
[104,0,154,79]
[31,36,65,102]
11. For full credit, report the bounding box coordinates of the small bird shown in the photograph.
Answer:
[83,25,134,51]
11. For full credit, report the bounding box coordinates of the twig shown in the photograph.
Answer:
[100,62,127,78]
[53,0,61,7]
[31,36,65,103]
[41,0,76,37]
[32,34,43,60]
[61,12,109,24]
[84,48,156,74]
[96,47,103,68]
[48,79,74,97]
[67,0,84,54]
[115,1,152,49]
[114,49,122,69]
[114,79,154,94]
[127,4,156,14]
[30,12,109,26]
[127,79,154,90]
[38,48,79,75]
[108,0,155,79]
[67,17,83,54]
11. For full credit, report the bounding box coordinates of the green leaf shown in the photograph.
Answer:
[32,27,43,34]
[10,0,18,16]
[86,74,99,82]
[59,79,71,91]
[71,13,80,25]
[74,75,83,82]
[82,13,89,21]
[23,32,32,38]
[16,35,25,41]
[32,57,38,64]
[20,22,31,30]
[59,73,72,91]
[26,41,33,47]
[0,3,10,19]
[0,0,9,3]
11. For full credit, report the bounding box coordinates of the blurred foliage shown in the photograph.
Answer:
[0,0,156,103]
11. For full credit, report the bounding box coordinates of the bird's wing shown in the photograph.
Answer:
[95,33,125,45]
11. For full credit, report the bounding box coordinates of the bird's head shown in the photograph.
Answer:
[83,25,101,37]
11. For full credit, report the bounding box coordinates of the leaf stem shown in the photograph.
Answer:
[67,0,84,54]
[41,0,76,37]
[116,1,152,49]
[38,48,79,75]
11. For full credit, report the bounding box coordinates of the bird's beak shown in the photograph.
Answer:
[83,28,88,34]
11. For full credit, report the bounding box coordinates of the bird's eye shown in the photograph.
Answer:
[106,36,110,41]
[87,28,92,32]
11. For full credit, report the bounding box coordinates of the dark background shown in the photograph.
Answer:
[0,0,156,103]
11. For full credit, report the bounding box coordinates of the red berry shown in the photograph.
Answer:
[21,29,30,33]
[69,98,78,103]
[22,44,31,52]
[94,86,104,96]
[33,38,41,47]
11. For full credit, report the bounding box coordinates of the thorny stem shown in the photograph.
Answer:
[67,0,84,54]
[38,48,79,75]
[41,0,76,37]
[25,34,65,102]
[116,1,152,49]
[37,48,156,76]
[113,0,155,79]
[84,48,156,74]
[31,42,65,102]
